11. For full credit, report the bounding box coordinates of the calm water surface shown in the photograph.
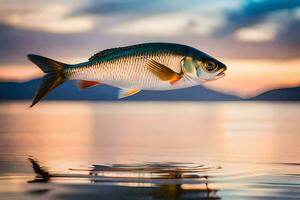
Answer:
[0,102,299,199]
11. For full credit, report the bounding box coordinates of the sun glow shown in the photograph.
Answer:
[204,58,300,97]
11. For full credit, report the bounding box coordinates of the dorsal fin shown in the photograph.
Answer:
[88,44,149,61]
[89,48,122,61]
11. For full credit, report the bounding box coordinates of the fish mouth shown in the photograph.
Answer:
[218,65,227,76]
[207,70,226,81]
[218,72,225,76]
[211,68,226,80]
[217,69,226,78]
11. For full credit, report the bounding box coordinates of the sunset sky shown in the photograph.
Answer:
[0,0,299,97]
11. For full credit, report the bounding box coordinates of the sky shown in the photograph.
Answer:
[0,0,299,97]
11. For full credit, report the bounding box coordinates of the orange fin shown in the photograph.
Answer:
[147,59,181,84]
[77,80,101,89]
[27,54,67,107]
[170,78,182,85]
[118,88,141,99]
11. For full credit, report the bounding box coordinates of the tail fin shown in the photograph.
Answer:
[27,54,68,107]
[28,157,51,182]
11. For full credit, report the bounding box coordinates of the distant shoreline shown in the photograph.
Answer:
[1,79,299,101]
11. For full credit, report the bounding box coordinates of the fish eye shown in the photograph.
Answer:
[205,61,217,72]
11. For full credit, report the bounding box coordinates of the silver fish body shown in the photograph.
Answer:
[65,43,204,90]
[27,43,227,106]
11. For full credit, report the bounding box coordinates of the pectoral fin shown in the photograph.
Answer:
[147,60,181,83]
[77,80,102,89]
[118,88,141,99]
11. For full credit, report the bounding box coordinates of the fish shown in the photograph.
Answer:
[28,42,227,107]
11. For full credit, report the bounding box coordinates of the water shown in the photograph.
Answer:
[0,102,299,199]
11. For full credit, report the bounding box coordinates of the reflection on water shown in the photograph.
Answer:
[28,157,220,199]
[28,157,221,180]
[0,102,299,199]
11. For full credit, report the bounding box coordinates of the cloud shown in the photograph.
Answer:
[235,23,279,42]
[102,0,241,37]
[218,0,300,38]
[107,13,224,37]
[225,0,300,30]
[77,0,242,17]
[0,1,95,33]
[295,7,300,19]
[76,0,191,16]
[0,23,144,65]
[0,24,93,64]
[234,10,290,42]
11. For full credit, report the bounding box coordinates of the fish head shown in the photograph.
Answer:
[181,55,227,82]
[196,58,227,81]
